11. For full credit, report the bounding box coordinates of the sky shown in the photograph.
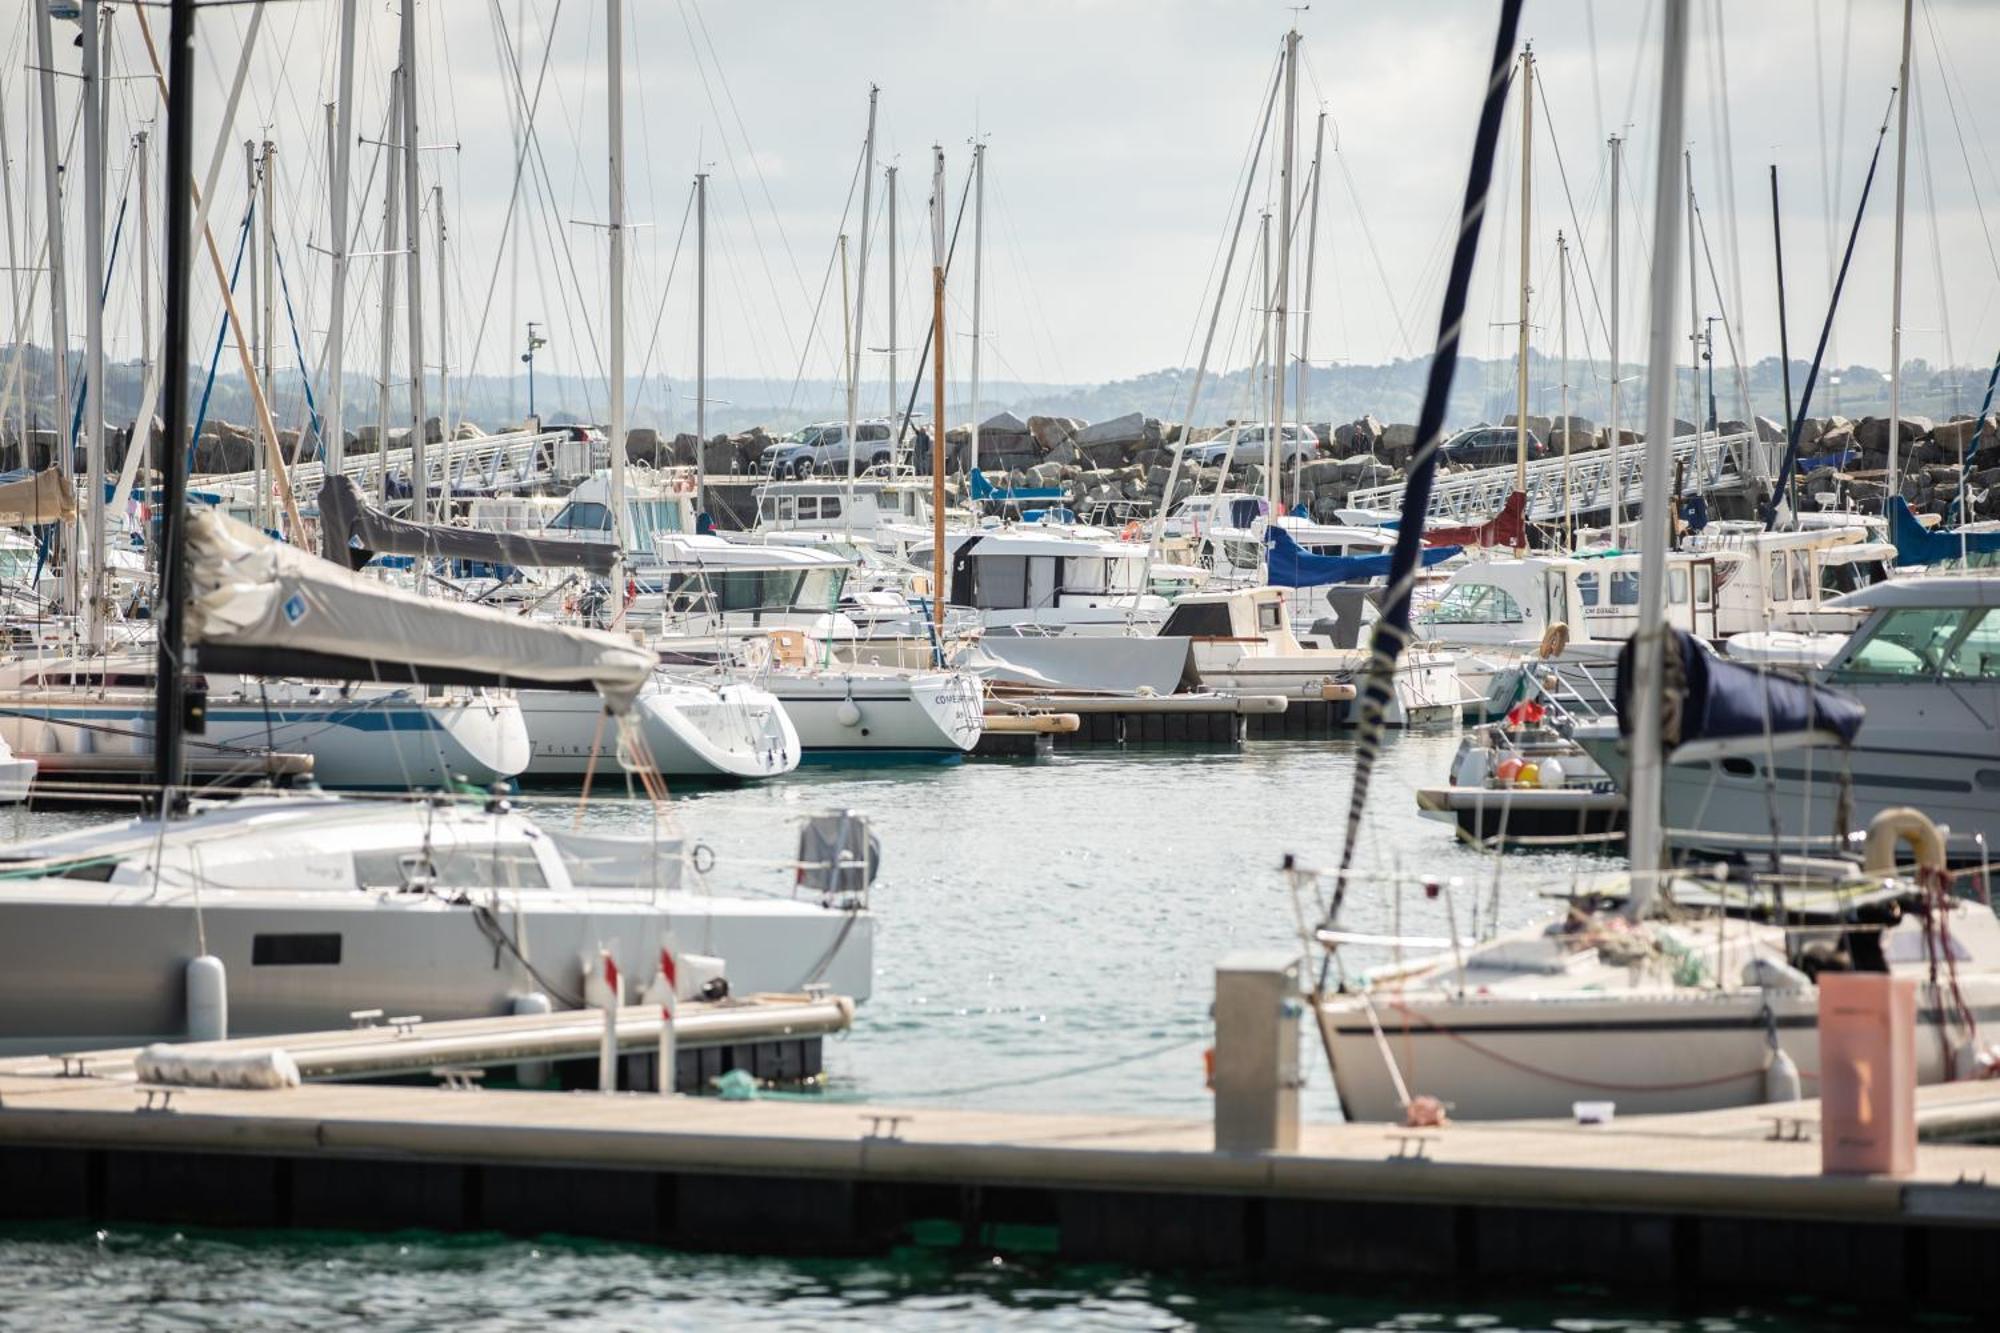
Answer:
[4,0,1999,433]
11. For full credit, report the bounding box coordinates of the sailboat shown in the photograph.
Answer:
[1305,0,1997,1123]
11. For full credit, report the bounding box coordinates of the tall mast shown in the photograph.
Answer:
[399,0,429,534]
[885,165,898,430]
[155,0,198,803]
[1515,44,1534,501]
[929,146,947,642]
[260,142,278,526]
[1558,229,1571,551]
[1685,149,1702,491]
[846,87,877,486]
[1885,0,1913,499]
[1271,28,1298,518]
[968,139,985,482]
[137,130,151,470]
[1295,108,1326,518]
[1607,133,1623,539]
[83,0,108,649]
[1259,209,1271,445]
[606,0,629,622]
[433,184,449,455]
[245,141,264,532]
[0,73,19,451]
[376,78,401,506]
[694,170,706,517]
[324,0,358,479]
[1625,0,1690,906]
[32,0,75,615]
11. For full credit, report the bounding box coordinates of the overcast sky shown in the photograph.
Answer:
[6,0,1998,424]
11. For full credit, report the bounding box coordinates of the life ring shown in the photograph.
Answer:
[1120,520,1142,541]
[672,474,695,495]
[1864,806,1946,879]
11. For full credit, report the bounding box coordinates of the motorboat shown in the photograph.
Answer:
[908,528,1169,636]
[0,791,874,1055]
[1577,575,2000,864]
[513,673,799,782]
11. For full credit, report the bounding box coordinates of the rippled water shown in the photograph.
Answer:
[0,1223,1900,1331]
[12,734,1865,1329]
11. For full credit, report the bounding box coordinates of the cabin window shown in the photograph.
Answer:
[1769,554,1785,595]
[1609,572,1641,606]
[1694,563,1715,608]
[1257,600,1283,632]
[252,934,342,966]
[1832,607,1968,680]
[777,497,796,521]
[1222,539,1262,570]
[1159,601,1237,637]
[1943,609,2000,681]
[547,500,611,532]
[1789,553,1813,602]
[1668,568,1689,604]
[821,496,842,520]
[797,497,820,520]
[1575,571,1599,607]
[1820,557,1883,598]
[1428,583,1523,625]
[760,499,776,521]
[971,556,1028,610]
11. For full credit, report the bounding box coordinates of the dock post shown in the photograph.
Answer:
[1212,950,1302,1153]
[596,951,621,1093]
[658,945,678,1096]
[1819,973,1917,1176]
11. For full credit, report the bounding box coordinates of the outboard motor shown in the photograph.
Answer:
[797,810,881,905]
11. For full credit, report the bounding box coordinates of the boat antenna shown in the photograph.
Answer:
[154,0,197,809]
[1325,0,1523,922]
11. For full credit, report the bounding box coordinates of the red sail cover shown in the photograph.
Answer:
[1423,489,1524,548]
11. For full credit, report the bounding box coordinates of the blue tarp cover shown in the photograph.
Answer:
[1887,495,2000,567]
[1264,524,1458,588]
[969,467,1064,502]
[1616,627,1864,746]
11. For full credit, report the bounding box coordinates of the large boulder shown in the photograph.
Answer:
[625,426,664,465]
[707,434,742,474]
[1073,412,1158,467]
[1027,414,1081,453]
[1856,415,1933,453]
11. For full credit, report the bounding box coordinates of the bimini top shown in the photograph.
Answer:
[653,533,851,570]
[1824,574,2000,612]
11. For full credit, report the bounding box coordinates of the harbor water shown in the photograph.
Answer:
[0,734,1898,1329]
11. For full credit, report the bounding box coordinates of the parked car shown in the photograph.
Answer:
[1438,425,1548,468]
[1184,423,1320,469]
[758,420,897,478]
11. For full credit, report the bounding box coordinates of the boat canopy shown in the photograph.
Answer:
[1264,524,1457,588]
[318,474,617,575]
[187,510,652,707]
[0,467,77,526]
[1615,626,1864,748]
[1886,495,2000,568]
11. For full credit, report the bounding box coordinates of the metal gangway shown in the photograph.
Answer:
[1347,429,1764,527]
[200,428,580,506]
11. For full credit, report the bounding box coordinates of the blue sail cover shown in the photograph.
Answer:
[969,467,1064,503]
[1616,627,1864,746]
[1264,523,1458,588]
[1887,495,2000,567]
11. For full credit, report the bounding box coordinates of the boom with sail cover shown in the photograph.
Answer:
[1887,495,2000,567]
[1264,525,1457,588]
[187,510,651,706]
[1614,627,1864,750]
[317,475,618,575]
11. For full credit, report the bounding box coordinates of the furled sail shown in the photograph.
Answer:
[318,474,617,575]
[1263,524,1457,588]
[1614,626,1864,749]
[186,510,651,707]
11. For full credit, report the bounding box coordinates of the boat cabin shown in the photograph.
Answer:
[908,530,1165,634]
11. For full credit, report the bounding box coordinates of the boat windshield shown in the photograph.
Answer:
[1829,606,2000,681]
[664,566,847,614]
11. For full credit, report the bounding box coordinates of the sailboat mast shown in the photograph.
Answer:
[83,0,108,650]
[399,0,429,534]
[137,130,151,466]
[695,170,706,517]
[1295,109,1326,517]
[32,0,75,616]
[607,0,629,623]
[846,87,877,486]
[885,164,898,431]
[969,140,985,482]
[929,146,946,637]
[155,0,197,803]
[1608,133,1622,538]
[376,78,401,505]
[1626,0,1691,906]
[1685,149,1702,513]
[1271,28,1298,517]
[1558,229,1571,551]
[1885,0,1913,498]
[261,143,278,527]
[1515,44,1534,500]
[324,0,358,479]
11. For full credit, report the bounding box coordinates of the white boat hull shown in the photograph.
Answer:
[771,668,983,756]
[516,680,799,781]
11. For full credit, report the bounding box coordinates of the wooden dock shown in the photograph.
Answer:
[1,1072,1995,1312]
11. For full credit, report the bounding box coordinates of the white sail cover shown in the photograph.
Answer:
[185,510,652,709]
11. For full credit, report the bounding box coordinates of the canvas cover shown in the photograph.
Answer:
[1615,626,1864,747]
[318,474,617,574]
[185,509,651,707]
[0,468,77,526]
[1264,524,1457,588]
